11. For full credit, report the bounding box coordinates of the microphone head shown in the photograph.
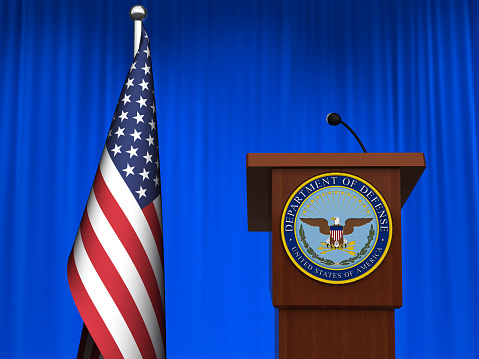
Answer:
[326,113,342,126]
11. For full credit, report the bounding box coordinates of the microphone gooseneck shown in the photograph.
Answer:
[326,113,368,153]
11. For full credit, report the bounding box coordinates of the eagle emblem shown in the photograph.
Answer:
[300,216,372,254]
[280,172,393,284]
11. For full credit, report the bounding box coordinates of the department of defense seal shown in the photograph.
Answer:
[281,172,393,284]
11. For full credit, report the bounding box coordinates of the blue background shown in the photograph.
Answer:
[1,0,478,357]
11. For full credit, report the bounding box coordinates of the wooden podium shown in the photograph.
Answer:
[246,153,425,358]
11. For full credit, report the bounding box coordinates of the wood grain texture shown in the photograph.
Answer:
[278,308,395,359]
[247,152,425,168]
[244,154,424,358]
[246,153,425,231]
[271,167,402,308]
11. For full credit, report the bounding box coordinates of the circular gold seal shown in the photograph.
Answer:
[281,172,393,284]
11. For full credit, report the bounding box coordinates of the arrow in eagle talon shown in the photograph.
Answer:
[337,247,356,255]
[318,247,335,254]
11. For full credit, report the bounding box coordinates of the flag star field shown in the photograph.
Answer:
[106,31,160,209]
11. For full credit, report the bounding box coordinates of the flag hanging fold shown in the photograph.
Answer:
[68,25,166,359]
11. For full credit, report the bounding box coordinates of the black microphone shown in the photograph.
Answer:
[326,113,367,153]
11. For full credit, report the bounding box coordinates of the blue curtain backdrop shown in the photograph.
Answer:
[1,0,478,357]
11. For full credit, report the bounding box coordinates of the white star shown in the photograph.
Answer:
[111,144,122,156]
[136,96,147,108]
[122,163,135,177]
[136,186,147,199]
[146,134,155,146]
[121,94,131,105]
[115,126,125,138]
[126,145,138,158]
[125,78,134,88]
[118,111,128,122]
[155,159,160,169]
[141,63,151,75]
[133,112,144,124]
[150,103,156,113]
[148,119,156,130]
[107,129,112,138]
[143,151,153,163]
[153,175,160,187]
[130,61,136,72]
[139,168,150,181]
[144,47,151,58]
[130,129,142,141]
[139,78,149,91]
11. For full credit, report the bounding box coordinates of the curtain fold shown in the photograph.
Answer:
[0,0,478,357]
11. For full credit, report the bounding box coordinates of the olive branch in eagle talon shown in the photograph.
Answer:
[338,225,375,266]
[300,216,373,256]
[299,225,335,266]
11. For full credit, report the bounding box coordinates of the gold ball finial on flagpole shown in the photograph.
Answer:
[130,5,147,21]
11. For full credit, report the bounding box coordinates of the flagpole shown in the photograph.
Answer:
[130,5,147,56]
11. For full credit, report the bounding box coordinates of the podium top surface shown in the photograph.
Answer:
[246,153,426,231]
[247,152,425,168]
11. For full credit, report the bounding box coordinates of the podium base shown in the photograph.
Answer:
[278,308,395,358]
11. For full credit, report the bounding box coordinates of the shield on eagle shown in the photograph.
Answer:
[329,225,343,247]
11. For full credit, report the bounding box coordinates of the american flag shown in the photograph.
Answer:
[67,25,166,359]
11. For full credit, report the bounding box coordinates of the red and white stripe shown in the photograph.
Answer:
[331,229,343,243]
[68,147,166,358]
